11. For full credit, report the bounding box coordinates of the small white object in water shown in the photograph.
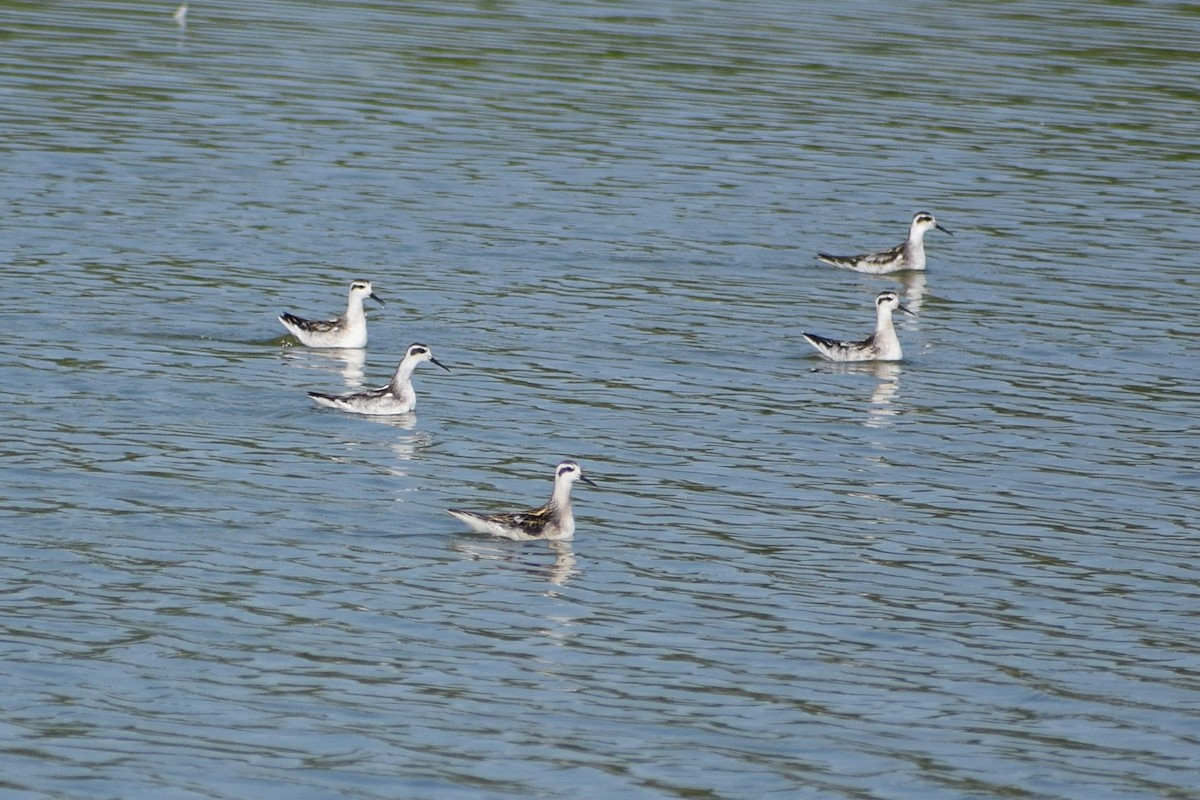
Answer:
[174,4,188,27]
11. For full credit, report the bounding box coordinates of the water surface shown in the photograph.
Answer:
[2,1,1199,797]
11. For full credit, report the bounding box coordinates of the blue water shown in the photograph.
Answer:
[2,1,1199,797]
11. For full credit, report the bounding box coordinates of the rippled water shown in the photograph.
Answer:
[3,0,1199,797]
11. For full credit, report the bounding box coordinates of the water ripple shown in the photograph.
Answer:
[2,0,1200,797]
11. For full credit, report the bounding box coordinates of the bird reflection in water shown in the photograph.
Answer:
[865,361,902,429]
[283,346,367,387]
[451,538,580,587]
[896,270,927,324]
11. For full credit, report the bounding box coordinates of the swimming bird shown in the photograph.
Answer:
[817,211,952,274]
[447,461,597,541]
[279,279,384,348]
[802,291,914,362]
[308,343,448,415]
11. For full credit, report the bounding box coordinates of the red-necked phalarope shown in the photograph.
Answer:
[803,291,914,362]
[447,461,597,541]
[308,343,448,415]
[817,211,952,274]
[279,279,385,348]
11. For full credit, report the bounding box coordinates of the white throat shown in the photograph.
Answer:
[344,293,368,323]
